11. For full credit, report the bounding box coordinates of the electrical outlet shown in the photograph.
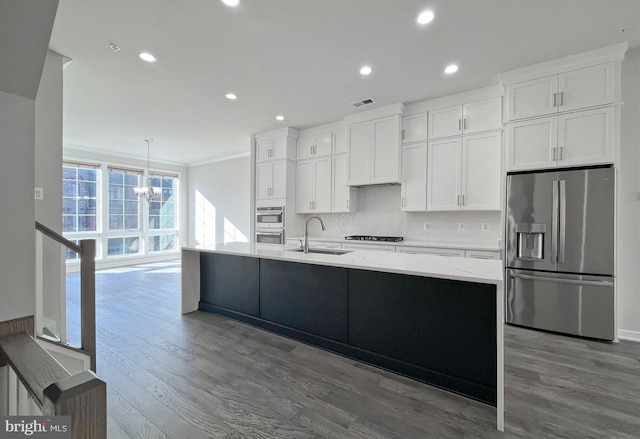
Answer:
[423,222,430,231]
[458,223,465,231]
[34,187,44,200]
[481,223,489,232]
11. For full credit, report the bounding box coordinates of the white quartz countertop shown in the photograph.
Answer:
[183,243,503,285]
[288,236,501,251]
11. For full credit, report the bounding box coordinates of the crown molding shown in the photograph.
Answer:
[188,152,250,168]
[63,143,188,167]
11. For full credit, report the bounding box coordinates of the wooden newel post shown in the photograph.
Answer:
[79,239,96,372]
[43,370,107,439]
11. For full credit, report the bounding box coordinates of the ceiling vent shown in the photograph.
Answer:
[351,98,376,108]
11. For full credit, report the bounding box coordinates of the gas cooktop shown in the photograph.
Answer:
[344,235,404,242]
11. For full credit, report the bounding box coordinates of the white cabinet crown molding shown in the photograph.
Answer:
[297,121,346,139]
[403,85,503,116]
[344,103,404,125]
[254,126,299,141]
[499,42,628,86]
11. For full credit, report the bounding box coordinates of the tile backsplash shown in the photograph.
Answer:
[302,185,501,244]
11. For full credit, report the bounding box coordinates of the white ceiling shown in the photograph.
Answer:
[49,0,640,166]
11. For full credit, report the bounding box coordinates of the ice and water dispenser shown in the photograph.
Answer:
[515,223,546,260]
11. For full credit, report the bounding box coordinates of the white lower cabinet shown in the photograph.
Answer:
[427,131,501,211]
[297,158,331,213]
[401,142,427,211]
[396,247,465,257]
[507,106,615,171]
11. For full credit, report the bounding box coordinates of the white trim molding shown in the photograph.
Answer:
[189,152,250,168]
[618,329,640,343]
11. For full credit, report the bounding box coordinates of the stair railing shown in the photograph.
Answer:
[0,331,106,438]
[35,221,96,371]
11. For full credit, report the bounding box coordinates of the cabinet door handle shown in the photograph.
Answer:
[461,194,465,206]
[457,195,460,206]
[463,118,467,130]
[558,146,563,160]
[552,93,557,108]
[552,147,557,161]
[458,119,462,131]
[346,199,349,208]
[559,91,564,106]
[402,129,405,140]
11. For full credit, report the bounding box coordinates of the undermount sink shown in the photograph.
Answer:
[288,248,352,255]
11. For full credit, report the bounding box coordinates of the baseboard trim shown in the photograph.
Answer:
[618,330,640,343]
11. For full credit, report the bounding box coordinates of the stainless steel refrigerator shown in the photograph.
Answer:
[505,166,615,340]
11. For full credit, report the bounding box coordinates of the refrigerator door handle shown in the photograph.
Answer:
[559,179,566,263]
[508,272,613,287]
[552,180,559,263]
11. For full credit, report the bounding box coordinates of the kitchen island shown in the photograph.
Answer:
[182,243,504,431]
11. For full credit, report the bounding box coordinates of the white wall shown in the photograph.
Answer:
[305,185,502,245]
[0,90,36,322]
[35,51,64,334]
[617,48,640,341]
[188,156,251,247]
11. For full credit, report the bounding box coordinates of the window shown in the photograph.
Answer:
[107,237,141,256]
[108,168,141,231]
[62,160,180,263]
[148,174,179,252]
[63,164,98,233]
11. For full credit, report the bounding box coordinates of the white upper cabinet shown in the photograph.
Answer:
[347,115,401,186]
[256,160,287,200]
[256,137,292,162]
[428,106,463,139]
[461,132,502,210]
[296,158,331,213]
[401,142,427,211]
[507,63,617,121]
[332,154,356,213]
[427,133,501,211]
[297,132,332,160]
[557,63,616,112]
[507,106,615,171]
[428,97,502,140]
[333,130,348,154]
[557,106,615,167]
[402,113,428,143]
[427,138,461,211]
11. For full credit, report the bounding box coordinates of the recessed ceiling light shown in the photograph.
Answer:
[221,0,239,6]
[275,115,285,122]
[360,66,372,76]
[138,52,157,63]
[225,93,237,100]
[444,64,459,74]
[417,10,435,25]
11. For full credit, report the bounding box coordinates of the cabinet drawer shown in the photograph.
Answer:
[465,250,501,260]
[397,247,465,257]
[342,242,396,252]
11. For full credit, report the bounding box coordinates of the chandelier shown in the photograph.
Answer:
[133,139,161,201]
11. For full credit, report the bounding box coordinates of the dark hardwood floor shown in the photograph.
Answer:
[66,261,640,438]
